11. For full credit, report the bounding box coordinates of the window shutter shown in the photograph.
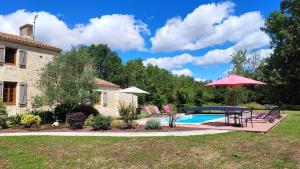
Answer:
[19,49,27,68]
[0,45,5,65]
[19,82,28,107]
[103,91,108,107]
[0,81,3,102]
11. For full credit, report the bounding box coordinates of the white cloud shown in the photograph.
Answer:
[255,48,273,58]
[171,69,192,76]
[0,10,149,51]
[143,53,194,70]
[150,2,269,52]
[194,78,206,82]
[144,46,272,72]
[194,47,235,66]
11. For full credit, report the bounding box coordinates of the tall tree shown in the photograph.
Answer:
[37,48,97,112]
[262,0,300,104]
[229,49,248,76]
[87,44,124,85]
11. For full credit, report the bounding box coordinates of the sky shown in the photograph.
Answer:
[0,0,281,81]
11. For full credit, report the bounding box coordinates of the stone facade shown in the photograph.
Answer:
[0,40,59,115]
[94,86,138,117]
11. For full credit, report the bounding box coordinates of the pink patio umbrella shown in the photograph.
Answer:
[206,74,266,86]
[206,74,266,105]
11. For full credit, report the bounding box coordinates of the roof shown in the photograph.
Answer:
[0,32,62,52]
[95,78,120,88]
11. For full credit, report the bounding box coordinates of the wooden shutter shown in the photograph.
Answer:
[19,49,27,68]
[19,82,28,107]
[0,45,5,65]
[103,91,108,107]
[0,81,3,102]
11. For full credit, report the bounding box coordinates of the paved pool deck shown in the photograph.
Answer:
[138,114,288,133]
[0,129,230,137]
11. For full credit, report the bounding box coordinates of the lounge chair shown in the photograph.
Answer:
[154,105,161,116]
[253,107,281,123]
[163,105,171,114]
[145,105,153,117]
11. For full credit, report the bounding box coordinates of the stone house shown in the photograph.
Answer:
[0,24,61,115]
[0,24,136,117]
[94,78,137,117]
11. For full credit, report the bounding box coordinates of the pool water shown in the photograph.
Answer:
[159,114,224,124]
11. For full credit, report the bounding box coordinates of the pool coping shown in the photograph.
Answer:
[137,114,226,125]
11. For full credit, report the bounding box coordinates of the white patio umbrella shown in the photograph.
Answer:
[116,86,149,111]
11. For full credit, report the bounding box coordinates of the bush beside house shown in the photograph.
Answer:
[66,112,86,129]
[145,119,161,130]
[91,115,112,130]
[21,114,41,128]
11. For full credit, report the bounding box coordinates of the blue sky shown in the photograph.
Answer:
[0,0,280,80]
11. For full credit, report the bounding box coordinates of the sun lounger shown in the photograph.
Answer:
[154,105,161,116]
[163,105,171,114]
[253,107,281,123]
[145,105,153,117]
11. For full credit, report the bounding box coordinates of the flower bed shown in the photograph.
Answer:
[0,124,202,133]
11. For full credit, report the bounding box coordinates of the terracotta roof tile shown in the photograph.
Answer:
[95,78,120,88]
[0,32,62,52]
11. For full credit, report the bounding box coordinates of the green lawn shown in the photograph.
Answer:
[0,111,299,169]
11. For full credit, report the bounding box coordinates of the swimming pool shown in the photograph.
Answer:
[159,114,225,124]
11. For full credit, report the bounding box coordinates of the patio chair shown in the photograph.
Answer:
[163,105,171,114]
[154,105,161,116]
[253,107,281,123]
[240,111,253,127]
[145,105,153,117]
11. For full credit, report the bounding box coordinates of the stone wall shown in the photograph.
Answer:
[94,86,138,117]
[0,40,59,115]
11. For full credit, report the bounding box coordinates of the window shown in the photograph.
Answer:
[95,91,102,105]
[5,48,17,64]
[3,82,17,105]
[103,91,108,107]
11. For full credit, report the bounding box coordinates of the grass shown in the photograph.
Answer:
[0,111,299,169]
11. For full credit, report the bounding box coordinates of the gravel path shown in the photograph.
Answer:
[0,129,230,137]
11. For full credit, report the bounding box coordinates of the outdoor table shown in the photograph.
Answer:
[225,111,242,127]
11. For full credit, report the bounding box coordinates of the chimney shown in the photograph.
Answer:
[19,24,33,39]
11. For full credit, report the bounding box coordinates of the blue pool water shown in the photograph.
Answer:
[160,114,224,124]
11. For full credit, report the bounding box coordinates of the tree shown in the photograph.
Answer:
[87,44,124,85]
[262,0,300,104]
[37,47,97,113]
[229,49,248,76]
[193,89,203,106]
[175,89,188,113]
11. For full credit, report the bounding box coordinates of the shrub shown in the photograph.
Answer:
[241,102,264,110]
[111,119,125,129]
[0,116,8,129]
[0,101,8,129]
[283,105,300,111]
[73,105,99,117]
[168,111,179,128]
[84,114,94,126]
[54,104,70,122]
[91,115,112,130]
[7,114,22,127]
[21,114,41,128]
[66,112,86,129]
[145,119,161,130]
[54,104,100,123]
[119,102,135,129]
[30,110,54,124]
[0,101,7,117]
